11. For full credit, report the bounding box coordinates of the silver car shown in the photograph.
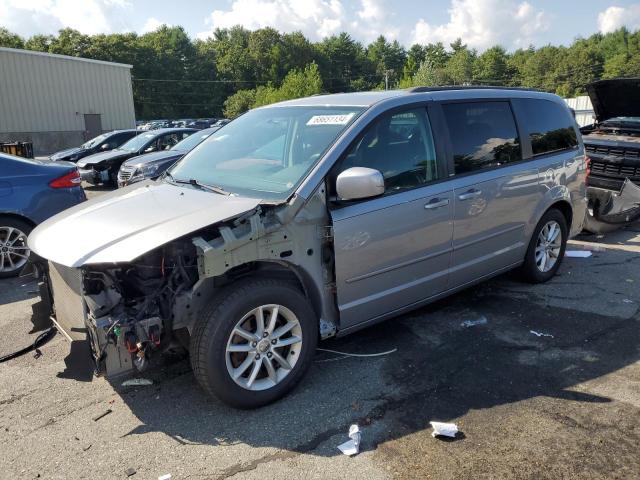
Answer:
[29,87,587,408]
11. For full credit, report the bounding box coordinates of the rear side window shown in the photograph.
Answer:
[518,99,578,156]
[442,101,521,174]
[339,108,439,195]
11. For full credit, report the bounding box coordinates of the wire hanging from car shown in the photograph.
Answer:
[315,347,397,363]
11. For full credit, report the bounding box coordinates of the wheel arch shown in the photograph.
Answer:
[0,212,36,229]
[224,260,324,324]
[547,200,573,229]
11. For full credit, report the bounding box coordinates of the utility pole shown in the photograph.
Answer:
[384,69,393,90]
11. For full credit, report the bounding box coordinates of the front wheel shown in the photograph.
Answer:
[520,209,568,283]
[190,278,318,408]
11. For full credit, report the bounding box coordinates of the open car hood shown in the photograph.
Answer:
[28,181,262,267]
[587,78,640,123]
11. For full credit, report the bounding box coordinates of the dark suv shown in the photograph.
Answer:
[581,78,640,232]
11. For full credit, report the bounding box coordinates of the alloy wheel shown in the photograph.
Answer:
[225,304,303,391]
[0,226,30,274]
[535,220,562,273]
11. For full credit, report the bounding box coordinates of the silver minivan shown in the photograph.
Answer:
[29,87,587,408]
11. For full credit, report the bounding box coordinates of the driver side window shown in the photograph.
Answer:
[340,108,438,195]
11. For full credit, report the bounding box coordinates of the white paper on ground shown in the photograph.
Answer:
[122,378,153,387]
[337,424,361,456]
[565,250,592,258]
[530,330,554,338]
[430,421,458,438]
[158,475,172,480]
[461,316,488,328]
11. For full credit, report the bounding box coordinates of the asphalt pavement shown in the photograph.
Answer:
[1,187,640,479]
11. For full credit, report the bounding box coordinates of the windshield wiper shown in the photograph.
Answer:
[172,177,230,195]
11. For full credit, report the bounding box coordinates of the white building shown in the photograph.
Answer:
[565,96,595,127]
[0,47,135,155]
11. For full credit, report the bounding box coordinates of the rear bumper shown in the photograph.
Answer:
[587,183,640,224]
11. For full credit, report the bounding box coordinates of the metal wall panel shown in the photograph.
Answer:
[0,47,135,134]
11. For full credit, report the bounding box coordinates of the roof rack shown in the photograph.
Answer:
[407,85,540,93]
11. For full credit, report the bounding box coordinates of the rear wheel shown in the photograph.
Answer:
[0,217,32,278]
[520,209,567,283]
[190,278,318,408]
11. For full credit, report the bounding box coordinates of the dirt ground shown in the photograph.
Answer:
[1,187,640,479]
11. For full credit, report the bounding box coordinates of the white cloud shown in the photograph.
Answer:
[411,0,550,50]
[198,0,345,40]
[0,0,131,37]
[141,17,170,34]
[598,5,640,34]
[351,0,399,43]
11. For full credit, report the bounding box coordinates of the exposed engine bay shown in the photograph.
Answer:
[80,241,198,376]
[43,189,337,379]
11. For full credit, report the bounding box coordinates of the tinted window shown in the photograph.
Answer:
[339,108,438,195]
[442,101,521,174]
[519,99,578,156]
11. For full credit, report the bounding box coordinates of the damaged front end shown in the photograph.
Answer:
[47,240,198,377]
[41,190,336,379]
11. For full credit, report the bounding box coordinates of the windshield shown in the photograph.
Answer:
[120,133,155,152]
[81,133,109,149]
[171,129,216,152]
[168,106,363,200]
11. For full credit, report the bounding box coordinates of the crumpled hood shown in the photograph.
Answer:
[28,180,262,267]
[77,149,129,168]
[123,150,182,169]
[587,78,640,122]
[50,146,82,161]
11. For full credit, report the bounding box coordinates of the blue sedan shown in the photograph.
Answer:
[0,153,86,277]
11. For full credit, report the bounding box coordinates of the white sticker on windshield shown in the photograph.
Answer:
[307,113,355,126]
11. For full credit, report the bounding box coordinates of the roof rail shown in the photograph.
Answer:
[407,85,540,93]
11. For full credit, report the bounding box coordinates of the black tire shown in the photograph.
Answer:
[520,208,568,283]
[0,216,33,279]
[190,277,318,409]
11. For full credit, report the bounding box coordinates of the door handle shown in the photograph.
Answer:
[458,189,482,201]
[424,198,450,210]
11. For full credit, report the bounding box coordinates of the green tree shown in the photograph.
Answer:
[473,46,509,85]
[444,40,475,84]
[48,28,92,56]
[223,89,257,118]
[316,32,369,92]
[366,35,406,88]
[0,28,24,48]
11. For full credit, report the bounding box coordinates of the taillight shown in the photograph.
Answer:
[49,169,82,188]
[585,156,591,184]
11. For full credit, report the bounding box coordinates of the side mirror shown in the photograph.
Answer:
[336,167,384,201]
[100,143,110,150]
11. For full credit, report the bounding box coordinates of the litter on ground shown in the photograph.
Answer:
[121,378,154,387]
[530,330,554,338]
[461,316,488,328]
[337,424,361,456]
[430,421,459,438]
[565,250,592,258]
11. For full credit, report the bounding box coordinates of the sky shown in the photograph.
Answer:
[1,0,640,51]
